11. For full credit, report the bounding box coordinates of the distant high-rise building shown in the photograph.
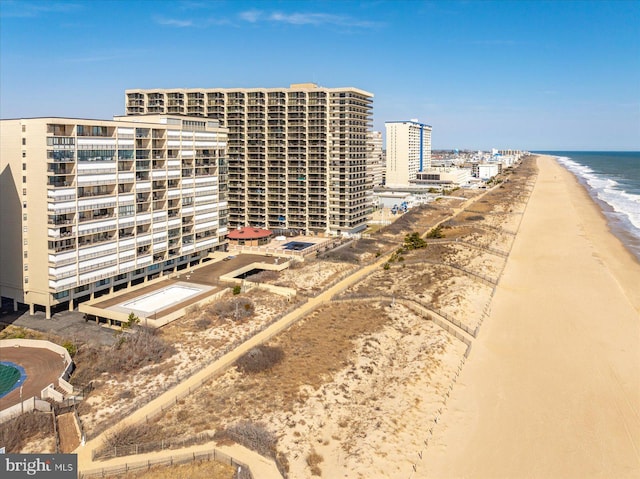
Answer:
[0,115,228,318]
[125,83,374,235]
[385,120,432,187]
[368,131,384,188]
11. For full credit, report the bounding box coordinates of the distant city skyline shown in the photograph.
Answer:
[1,0,638,150]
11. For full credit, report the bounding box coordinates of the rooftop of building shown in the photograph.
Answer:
[227,226,274,240]
[385,120,433,128]
[125,84,374,97]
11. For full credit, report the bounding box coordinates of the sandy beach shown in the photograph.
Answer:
[422,155,640,478]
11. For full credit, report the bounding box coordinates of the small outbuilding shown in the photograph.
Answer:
[227,226,274,246]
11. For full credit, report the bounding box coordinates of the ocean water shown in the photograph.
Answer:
[536,151,640,261]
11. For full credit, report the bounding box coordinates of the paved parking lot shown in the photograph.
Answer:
[0,308,117,346]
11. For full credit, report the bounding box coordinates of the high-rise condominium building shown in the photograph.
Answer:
[368,131,384,187]
[0,115,228,318]
[125,83,373,235]
[385,120,432,187]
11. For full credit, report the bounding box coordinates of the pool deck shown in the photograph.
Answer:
[87,254,277,322]
[230,235,337,257]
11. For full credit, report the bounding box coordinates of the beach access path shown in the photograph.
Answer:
[422,155,640,478]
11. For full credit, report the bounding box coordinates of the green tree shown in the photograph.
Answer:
[426,226,444,239]
[123,312,140,330]
[404,231,427,249]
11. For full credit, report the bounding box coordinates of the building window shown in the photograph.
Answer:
[23,202,27,209]
[24,265,28,271]
[22,125,26,132]
[22,152,26,158]
[23,239,28,245]
[23,251,28,259]
[24,277,28,284]
[22,176,26,183]
[22,138,26,145]
[22,188,26,195]
[23,214,27,221]
[54,290,69,300]
[22,163,26,170]
[23,226,28,233]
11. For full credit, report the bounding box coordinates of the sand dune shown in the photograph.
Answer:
[422,155,640,478]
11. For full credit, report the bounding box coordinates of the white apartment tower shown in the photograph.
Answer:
[125,83,374,235]
[0,115,228,318]
[385,120,432,187]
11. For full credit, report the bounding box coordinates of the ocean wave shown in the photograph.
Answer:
[556,156,640,231]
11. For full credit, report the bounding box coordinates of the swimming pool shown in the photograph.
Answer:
[121,285,204,314]
[282,241,315,251]
[0,361,26,399]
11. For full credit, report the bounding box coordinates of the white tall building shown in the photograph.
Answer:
[0,115,228,318]
[385,120,432,187]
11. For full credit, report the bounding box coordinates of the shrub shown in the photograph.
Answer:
[111,326,175,372]
[62,340,77,357]
[194,317,211,330]
[103,423,162,449]
[236,345,284,374]
[215,421,277,459]
[404,232,427,249]
[426,226,444,239]
[0,412,53,453]
[383,263,390,270]
[232,285,242,295]
[307,450,324,476]
[208,297,255,321]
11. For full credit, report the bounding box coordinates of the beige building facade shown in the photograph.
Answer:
[125,83,374,235]
[0,115,228,317]
[412,167,472,187]
[368,131,384,188]
[385,120,432,187]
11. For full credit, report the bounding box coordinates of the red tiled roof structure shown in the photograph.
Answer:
[227,226,273,240]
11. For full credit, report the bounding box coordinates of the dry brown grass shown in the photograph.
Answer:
[104,459,235,479]
[0,411,54,453]
[132,302,394,442]
[0,325,45,340]
[103,422,164,449]
[235,345,284,373]
[72,327,174,385]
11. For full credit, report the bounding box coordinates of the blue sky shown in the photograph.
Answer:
[1,0,638,150]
